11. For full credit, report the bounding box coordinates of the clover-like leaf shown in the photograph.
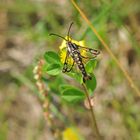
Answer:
[85,74,97,95]
[44,51,61,65]
[60,85,85,103]
[85,59,97,73]
[67,72,83,84]
[45,63,61,76]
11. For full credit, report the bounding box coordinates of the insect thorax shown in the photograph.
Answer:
[67,42,78,53]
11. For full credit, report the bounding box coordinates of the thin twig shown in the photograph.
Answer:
[82,83,101,140]
[71,0,140,96]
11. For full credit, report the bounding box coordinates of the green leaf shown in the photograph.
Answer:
[85,59,97,73]
[48,76,65,93]
[59,84,75,92]
[46,63,61,75]
[85,74,97,95]
[60,86,85,103]
[67,72,83,84]
[44,51,61,64]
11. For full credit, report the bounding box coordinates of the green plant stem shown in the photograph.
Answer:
[82,83,101,140]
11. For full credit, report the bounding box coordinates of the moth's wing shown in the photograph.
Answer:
[75,44,100,59]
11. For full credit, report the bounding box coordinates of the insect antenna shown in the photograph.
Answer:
[49,33,68,41]
[67,22,74,41]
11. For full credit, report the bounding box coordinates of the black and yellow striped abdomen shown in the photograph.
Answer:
[67,42,91,82]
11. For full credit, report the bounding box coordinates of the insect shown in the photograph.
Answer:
[50,22,100,83]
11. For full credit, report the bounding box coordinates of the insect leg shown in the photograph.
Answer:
[65,61,75,72]
[62,51,69,73]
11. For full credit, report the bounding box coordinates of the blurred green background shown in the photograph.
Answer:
[0,0,140,140]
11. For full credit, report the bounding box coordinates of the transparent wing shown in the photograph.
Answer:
[75,43,100,59]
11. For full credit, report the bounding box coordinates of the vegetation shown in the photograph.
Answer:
[0,0,140,140]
